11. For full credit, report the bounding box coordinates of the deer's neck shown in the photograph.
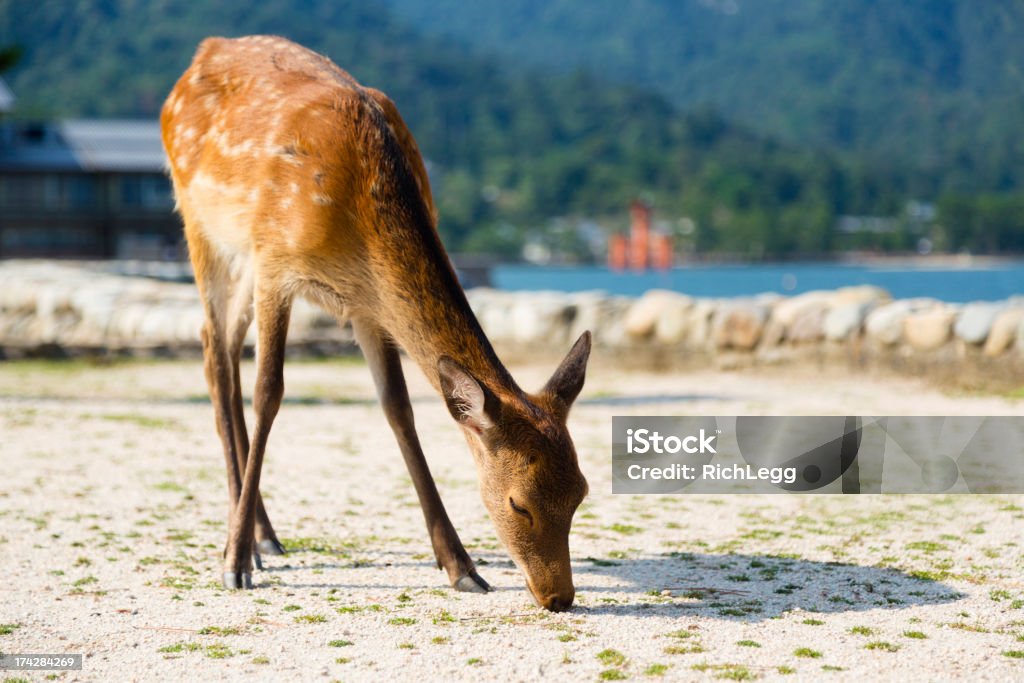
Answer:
[371,223,517,398]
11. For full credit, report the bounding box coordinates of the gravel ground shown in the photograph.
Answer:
[0,358,1022,682]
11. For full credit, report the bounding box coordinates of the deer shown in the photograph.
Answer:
[160,35,591,612]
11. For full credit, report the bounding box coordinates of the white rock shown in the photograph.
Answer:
[954,302,1006,345]
[984,308,1024,356]
[623,289,692,339]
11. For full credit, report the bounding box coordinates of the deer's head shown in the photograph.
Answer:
[439,332,591,612]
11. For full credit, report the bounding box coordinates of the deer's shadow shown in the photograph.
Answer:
[569,551,963,620]
[263,549,963,621]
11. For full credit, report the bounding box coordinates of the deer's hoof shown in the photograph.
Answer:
[257,538,286,556]
[454,571,492,594]
[222,571,253,590]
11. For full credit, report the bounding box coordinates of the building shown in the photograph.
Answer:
[0,91,180,259]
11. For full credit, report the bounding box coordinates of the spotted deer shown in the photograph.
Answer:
[160,36,591,611]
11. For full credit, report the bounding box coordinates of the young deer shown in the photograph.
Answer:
[160,36,591,611]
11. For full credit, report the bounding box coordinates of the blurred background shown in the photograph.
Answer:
[1,0,1023,300]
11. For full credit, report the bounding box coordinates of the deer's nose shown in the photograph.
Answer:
[541,590,575,612]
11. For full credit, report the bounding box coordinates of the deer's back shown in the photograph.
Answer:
[161,36,436,294]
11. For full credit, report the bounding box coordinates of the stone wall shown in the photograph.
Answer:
[2,261,1022,388]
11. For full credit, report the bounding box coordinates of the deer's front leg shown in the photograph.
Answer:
[354,322,491,593]
[223,287,291,589]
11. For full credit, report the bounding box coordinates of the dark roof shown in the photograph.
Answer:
[60,120,166,172]
[0,119,167,173]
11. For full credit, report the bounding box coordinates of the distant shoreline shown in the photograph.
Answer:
[835,252,1019,269]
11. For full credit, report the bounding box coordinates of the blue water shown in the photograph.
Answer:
[492,262,1024,303]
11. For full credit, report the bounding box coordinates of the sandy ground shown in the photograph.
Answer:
[0,357,1022,682]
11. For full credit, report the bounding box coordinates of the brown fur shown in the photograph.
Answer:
[161,36,590,610]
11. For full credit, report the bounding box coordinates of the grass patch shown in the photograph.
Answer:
[794,647,822,658]
[158,642,201,654]
[585,557,621,567]
[801,618,824,626]
[848,626,874,636]
[101,413,178,429]
[905,541,948,553]
[1002,650,1024,659]
[736,640,761,648]
[328,639,353,647]
[691,663,755,680]
[293,613,327,624]
[903,631,928,639]
[599,670,628,681]
[388,617,417,626]
[432,609,456,625]
[197,626,241,636]
[644,663,669,676]
[204,643,234,659]
[0,624,20,635]
[865,641,900,652]
[597,649,627,667]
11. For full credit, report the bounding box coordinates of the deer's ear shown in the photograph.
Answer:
[543,331,591,410]
[438,357,497,435]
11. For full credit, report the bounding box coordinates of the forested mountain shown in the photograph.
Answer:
[382,0,1024,196]
[1,0,1021,258]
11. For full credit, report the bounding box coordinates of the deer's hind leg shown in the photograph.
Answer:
[188,231,281,584]
[222,269,292,589]
[222,264,286,566]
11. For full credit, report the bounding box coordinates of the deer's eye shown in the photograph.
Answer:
[509,497,532,521]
